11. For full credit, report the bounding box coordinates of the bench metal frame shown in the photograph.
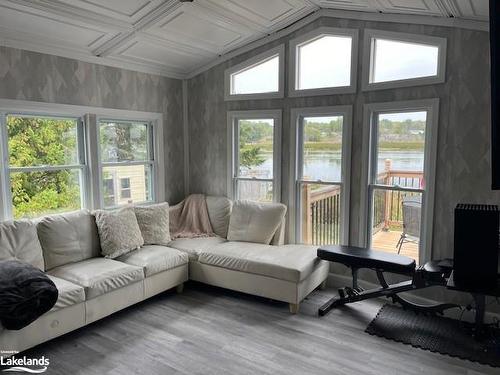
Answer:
[318,266,458,316]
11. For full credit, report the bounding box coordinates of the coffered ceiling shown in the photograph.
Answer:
[0,0,490,79]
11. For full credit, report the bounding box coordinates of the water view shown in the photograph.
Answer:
[257,150,424,182]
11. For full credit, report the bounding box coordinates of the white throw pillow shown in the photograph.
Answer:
[206,196,232,238]
[134,202,170,245]
[0,220,45,270]
[227,200,287,244]
[94,207,144,259]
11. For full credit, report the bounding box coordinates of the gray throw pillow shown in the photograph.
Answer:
[134,202,170,245]
[94,207,144,259]
[227,200,287,245]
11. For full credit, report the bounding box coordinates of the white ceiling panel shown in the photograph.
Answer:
[0,0,489,79]
[311,0,378,12]
[116,38,210,74]
[453,0,489,20]
[0,5,110,49]
[211,0,299,23]
[146,5,249,53]
[203,0,315,31]
[58,0,164,23]
[376,0,445,17]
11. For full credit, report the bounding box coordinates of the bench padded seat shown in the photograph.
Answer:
[199,242,326,283]
[48,258,144,299]
[117,245,188,277]
[318,245,416,275]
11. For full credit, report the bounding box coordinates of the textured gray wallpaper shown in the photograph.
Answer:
[0,46,185,203]
[187,17,498,268]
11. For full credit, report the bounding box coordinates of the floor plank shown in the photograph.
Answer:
[21,282,499,375]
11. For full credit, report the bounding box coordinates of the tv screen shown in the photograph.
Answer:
[491,0,500,189]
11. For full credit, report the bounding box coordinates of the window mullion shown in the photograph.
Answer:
[9,165,84,173]
[370,184,424,193]
[101,160,152,167]
[298,179,342,186]
[0,112,12,220]
[234,177,273,182]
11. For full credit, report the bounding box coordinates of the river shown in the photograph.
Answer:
[254,150,424,181]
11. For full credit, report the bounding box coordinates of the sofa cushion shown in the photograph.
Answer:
[134,203,170,246]
[37,210,101,270]
[116,245,188,277]
[206,196,232,238]
[198,242,325,283]
[168,237,227,260]
[0,220,44,270]
[48,275,85,312]
[94,207,144,259]
[48,258,144,300]
[227,201,287,245]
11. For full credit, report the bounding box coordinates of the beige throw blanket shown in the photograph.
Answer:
[169,194,215,239]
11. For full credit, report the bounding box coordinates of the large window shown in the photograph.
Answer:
[99,120,154,208]
[289,27,358,97]
[363,30,446,91]
[290,106,352,245]
[1,114,85,219]
[228,110,281,202]
[225,45,284,101]
[362,100,439,263]
[0,101,163,221]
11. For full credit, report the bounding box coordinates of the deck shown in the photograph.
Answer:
[372,229,419,263]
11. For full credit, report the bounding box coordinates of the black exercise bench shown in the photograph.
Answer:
[317,245,457,316]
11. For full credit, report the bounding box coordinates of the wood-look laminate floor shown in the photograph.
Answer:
[25,282,498,375]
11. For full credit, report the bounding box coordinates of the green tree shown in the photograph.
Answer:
[99,122,148,162]
[7,116,80,219]
[238,121,270,169]
[240,146,265,169]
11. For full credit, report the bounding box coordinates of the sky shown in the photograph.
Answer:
[379,111,427,122]
[232,56,279,94]
[373,38,438,82]
[231,35,438,96]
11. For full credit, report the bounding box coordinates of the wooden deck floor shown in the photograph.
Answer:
[372,229,419,262]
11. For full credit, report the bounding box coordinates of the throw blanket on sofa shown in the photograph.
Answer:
[169,194,215,239]
[0,260,58,330]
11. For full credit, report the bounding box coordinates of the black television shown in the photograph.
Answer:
[491,0,500,189]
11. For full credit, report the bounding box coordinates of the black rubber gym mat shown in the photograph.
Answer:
[365,304,500,368]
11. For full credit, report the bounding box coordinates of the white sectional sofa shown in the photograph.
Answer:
[0,210,189,354]
[0,196,328,354]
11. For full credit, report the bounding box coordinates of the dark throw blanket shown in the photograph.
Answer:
[0,260,58,330]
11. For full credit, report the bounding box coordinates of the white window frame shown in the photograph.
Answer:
[0,99,164,221]
[359,99,439,263]
[227,109,282,203]
[0,112,87,220]
[362,29,447,91]
[224,45,285,101]
[96,118,157,208]
[288,27,359,97]
[288,106,352,244]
